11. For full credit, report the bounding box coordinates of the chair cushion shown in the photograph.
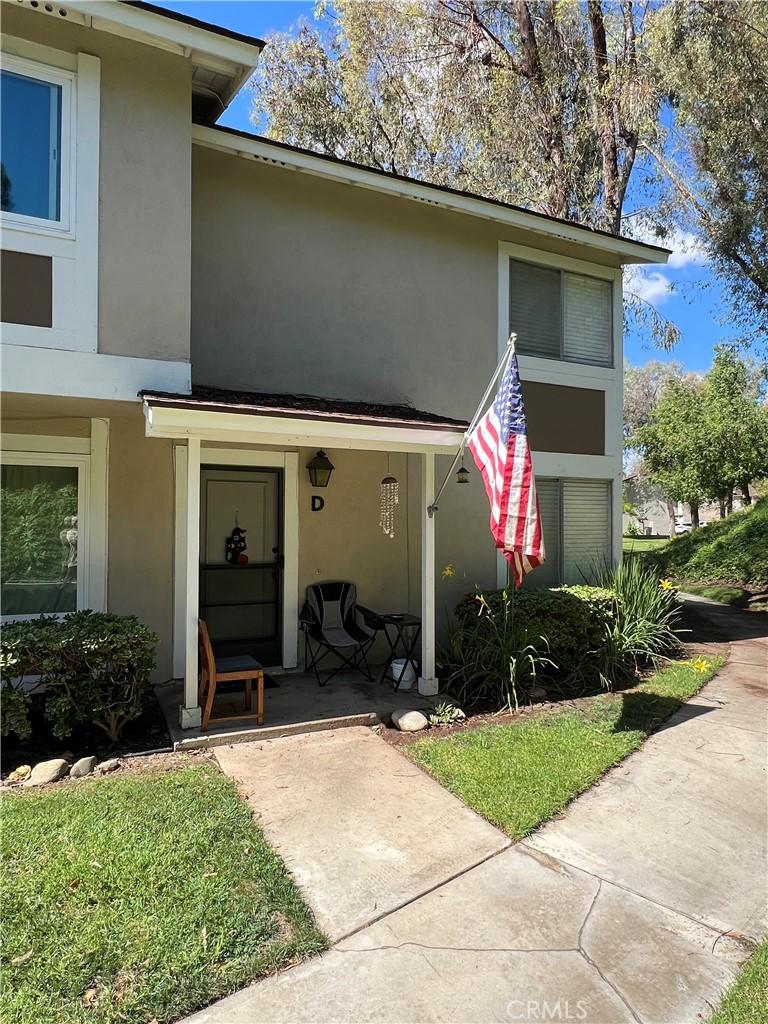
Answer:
[214,654,262,674]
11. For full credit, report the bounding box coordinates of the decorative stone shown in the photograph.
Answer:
[96,758,120,773]
[7,764,31,784]
[391,709,429,733]
[528,686,548,703]
[23,758,69,787]
[70,756,97,778]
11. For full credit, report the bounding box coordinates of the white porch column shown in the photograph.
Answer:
[419,452,438,696]
[180,437,202,729]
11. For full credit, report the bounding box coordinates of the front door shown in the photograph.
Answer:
[199,467,282,665]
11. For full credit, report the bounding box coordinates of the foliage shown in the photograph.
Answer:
[445,586,616,707]
[253,1,660,235]
[593,558,682,682]
[640,498,768,589]
[1,687,32,742]
[625,521,640,538]
[648,1,768,346]
[0,764,326,1024]
[1,612,158,743]
[623,360,687,440]
[412,656,723,839]
[632,348,768,515]
[0,481,77,582]
[428,701,466,727]
[709,939,768,1024]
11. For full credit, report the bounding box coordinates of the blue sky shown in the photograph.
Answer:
[156,0,738,374]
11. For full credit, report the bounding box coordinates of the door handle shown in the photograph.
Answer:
[272,548,285,570]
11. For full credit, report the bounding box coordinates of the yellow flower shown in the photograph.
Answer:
[441,564,456,579]
[659,578,675,591]
[693,657,710,673]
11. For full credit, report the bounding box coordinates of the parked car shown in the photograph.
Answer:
[675,523,694,534]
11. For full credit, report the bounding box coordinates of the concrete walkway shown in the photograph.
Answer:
[188,604,767,1024]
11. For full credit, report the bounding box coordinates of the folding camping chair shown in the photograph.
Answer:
[299,581,377,686]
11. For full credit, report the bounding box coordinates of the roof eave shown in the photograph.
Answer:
[192,123,670,266]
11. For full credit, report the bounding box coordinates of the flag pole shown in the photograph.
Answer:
[427,332,517,518]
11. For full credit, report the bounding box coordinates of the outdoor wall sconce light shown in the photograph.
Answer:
[307,450,335,488]
[456,463,470,484]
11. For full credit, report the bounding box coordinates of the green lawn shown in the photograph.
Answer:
[623,535,671,553]
[710,940,768,1024]
[1,763,326,1024]
[410,657,723,840]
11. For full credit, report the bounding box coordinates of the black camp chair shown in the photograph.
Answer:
[300,581,377,686]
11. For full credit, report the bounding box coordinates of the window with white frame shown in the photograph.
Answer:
[0,451,90,618]
[525,478,612,587]
[1,55,73,232]
[509,258,613,367]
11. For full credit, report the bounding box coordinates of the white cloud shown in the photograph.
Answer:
[624,267,673,305]
[623,216,709,270]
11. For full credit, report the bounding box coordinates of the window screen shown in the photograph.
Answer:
[509,258,612,366]
[509,259,561,359]
[529,478,560,588]
[562,479,612,582]
[563,274,612,366]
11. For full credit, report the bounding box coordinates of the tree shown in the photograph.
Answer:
[623,360,686,440]
[253,1,661,235]
[647,1,768,345]
[633,349,768,523]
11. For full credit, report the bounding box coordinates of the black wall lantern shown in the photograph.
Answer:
[307,449,335,488]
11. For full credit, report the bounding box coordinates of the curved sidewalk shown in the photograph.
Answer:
[187,603,767,1024]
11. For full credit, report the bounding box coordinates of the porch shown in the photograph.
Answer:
[156,666,439,749]
[141,385,470,737]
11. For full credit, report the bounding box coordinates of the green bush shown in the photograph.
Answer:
[446,585,617,707]
[1,686,32,742]
[1,611,158,743]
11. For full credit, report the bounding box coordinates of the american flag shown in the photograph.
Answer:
[467,350,545,587]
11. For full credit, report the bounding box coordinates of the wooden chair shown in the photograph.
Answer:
[198,619,264,730]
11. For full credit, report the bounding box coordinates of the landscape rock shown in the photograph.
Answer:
[96,758,120,773]
[70,756,97,778]
[528,686,548,703]
[391,709,429,733]
[7,764,31,784]
[23,758,69,787]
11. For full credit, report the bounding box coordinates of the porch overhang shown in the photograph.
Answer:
[140,388,468,453]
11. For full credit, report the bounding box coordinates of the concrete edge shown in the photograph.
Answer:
[173,711,382,750]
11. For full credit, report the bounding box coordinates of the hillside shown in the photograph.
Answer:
[639,498,768,592]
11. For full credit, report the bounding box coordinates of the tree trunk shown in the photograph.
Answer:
[741,480,752,505]
[666,499,677,535]
[690,500,700,529]
[718,496,726,519]
[726,487,734,516]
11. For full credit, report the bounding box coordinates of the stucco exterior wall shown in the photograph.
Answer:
[2,6,191,363]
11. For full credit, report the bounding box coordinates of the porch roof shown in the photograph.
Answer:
[140,385,468,453]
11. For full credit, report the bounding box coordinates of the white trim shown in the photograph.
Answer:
[0,52,74,234]
[1,433,89,454]
[143,404,464,454]
[418,452,437,694]
[87,418,108,611]
[0,41,100,354]
[192,125,668,267]
[531,451,621,480]
[0,434,110,619]
[173,444,187,678]
[1,344,191,401]
[182,438,201,722]
[197,446,300,670]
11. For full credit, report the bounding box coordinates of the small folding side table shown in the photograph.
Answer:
[376,612,422,691]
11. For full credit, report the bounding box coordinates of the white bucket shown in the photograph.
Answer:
[390,658,417,689]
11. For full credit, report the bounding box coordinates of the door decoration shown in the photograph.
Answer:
[379,455,399,539]
[225,514,249,564]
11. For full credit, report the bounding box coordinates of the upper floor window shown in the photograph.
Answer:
[1,56,72,231]
[509,258,613,367]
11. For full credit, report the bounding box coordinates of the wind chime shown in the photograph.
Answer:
[379,454,399,539]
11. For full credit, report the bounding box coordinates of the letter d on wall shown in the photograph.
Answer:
[311,495,325,512]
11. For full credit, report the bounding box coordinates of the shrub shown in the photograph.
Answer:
[1,686,32,741]
[1,611,158,742]
[445,585,617,708]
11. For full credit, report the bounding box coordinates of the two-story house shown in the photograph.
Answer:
[0,0,670,733]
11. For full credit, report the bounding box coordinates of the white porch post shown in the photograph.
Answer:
[180,437,202,729]
[419,452,438,696]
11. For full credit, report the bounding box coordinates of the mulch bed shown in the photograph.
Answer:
[379,636,730,751]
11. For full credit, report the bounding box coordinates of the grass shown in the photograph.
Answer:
[623,535,671,552]
[710,939,768,1024]
[410,656,723,840]
[0,763,326,1024]
[681,583,749,606]
[636,498,768,590]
